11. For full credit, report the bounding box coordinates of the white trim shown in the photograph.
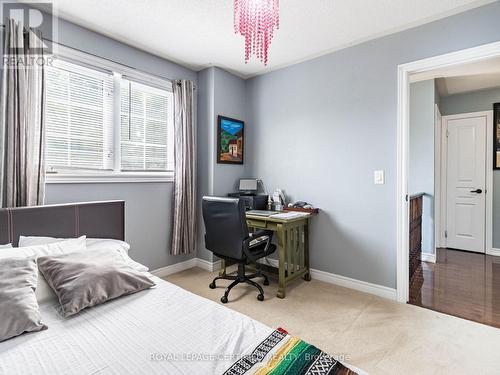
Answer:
[421,253,436,263]
[45,171,174,184]
[154,257,397,300]
[434,105,444,249]
[151,258,198,278]
[487,248,500,257]
[397,40,500,303]
[259,258,396,300]
[485,111,494,255]
[396,62,410,304]
[310,268,397,300]
[53,44,173,91]
[112,73,122,173]
[195,258,222,272]
[439,111,448,248]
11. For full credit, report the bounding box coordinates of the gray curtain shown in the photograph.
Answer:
[0,19,46,208]
[171,80,196,255]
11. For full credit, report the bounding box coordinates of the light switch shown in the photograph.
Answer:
[374,170,385,185]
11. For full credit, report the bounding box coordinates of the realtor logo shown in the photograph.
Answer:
[1,1,53,55]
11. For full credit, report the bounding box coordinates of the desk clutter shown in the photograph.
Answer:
[228,178,318,214]
[215,178,319,299]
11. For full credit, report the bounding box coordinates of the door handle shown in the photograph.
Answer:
[470,189,483,194]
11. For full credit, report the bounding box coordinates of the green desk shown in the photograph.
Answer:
[219,212,313,298]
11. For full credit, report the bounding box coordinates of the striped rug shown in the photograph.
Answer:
[224,328,358,375]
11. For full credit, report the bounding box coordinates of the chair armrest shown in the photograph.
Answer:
[243,230,274,262]
[249,229,273,239]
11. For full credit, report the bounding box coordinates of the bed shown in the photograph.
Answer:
[0,201,364,375]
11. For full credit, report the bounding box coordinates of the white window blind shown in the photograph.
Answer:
[120,79,172,171]
[45,60,114,170]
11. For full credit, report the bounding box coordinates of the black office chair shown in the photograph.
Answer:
[202,196,276,303]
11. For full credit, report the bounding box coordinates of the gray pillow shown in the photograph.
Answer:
[38,249,155,317]
[0,257,47,342]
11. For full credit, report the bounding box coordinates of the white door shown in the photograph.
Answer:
[445,115,486,253]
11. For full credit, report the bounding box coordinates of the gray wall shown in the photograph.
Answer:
[45,183,193,270]
[196,68,215,262]
[245,1,500,289]
[2,7,199,270]
[196,67,248,261]
[409,80,435,254]
[440,87,500,115]
[441,86,500,248]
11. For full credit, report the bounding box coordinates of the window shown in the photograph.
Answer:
[44,53,173,181]
[45,60,114,171]
[120,80,172,171]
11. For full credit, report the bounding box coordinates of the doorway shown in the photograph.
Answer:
[397,41,500,326]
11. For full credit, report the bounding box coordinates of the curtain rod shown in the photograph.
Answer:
[0,24,196,89]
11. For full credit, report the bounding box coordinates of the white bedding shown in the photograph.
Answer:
[0,275,273,375]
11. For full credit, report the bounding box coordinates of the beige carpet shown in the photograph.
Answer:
[165,267,500,375]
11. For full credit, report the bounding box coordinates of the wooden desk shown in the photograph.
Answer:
[219,212,313,298]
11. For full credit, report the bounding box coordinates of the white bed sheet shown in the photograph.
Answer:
[0,275,272,375]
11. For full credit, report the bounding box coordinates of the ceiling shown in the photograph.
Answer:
[411,56,500,96]
[436,73,500,97]
[31,0,495,78]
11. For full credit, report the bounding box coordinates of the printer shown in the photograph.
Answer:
[228,179,268,211]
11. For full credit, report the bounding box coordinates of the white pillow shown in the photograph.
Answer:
[0,243,12,249]
[86,238,148,272]
[0,238,87,304]
[18,236,148,272]
[18,235,86,251]
[86,238,130,253]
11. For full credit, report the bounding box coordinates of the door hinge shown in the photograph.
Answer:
[446,130,449,138]
[444,230,448,239]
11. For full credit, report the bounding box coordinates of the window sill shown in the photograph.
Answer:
[45,172,174,184]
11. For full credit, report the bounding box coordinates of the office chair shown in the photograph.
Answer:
[202,196,276,303]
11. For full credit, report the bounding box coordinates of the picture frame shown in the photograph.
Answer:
[494,103,500,169]
[217,115,244,164]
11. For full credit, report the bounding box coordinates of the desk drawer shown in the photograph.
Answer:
[247,219,268,229]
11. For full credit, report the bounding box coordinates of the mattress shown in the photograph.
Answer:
[0,275,363,375]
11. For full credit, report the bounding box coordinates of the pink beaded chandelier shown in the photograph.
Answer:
[234,0,280,65]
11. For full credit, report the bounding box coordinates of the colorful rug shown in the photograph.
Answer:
[224,328,358,375]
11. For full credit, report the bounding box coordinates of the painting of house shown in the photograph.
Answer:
[217,116,244,164]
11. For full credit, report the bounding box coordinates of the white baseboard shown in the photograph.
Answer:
[421,253,436,263]
[151,258,198,278]
[259,258,397,300]
[310,268,397,300]
[487,248,500,257]
[195,258,221,272]
[153,257,397,301]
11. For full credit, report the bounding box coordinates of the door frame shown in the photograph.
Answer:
[434,105,443,251]
[437,111,493,253]
[396,40,500,303]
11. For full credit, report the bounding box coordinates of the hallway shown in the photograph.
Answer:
[409,248,500,328]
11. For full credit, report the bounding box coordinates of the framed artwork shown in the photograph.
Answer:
[495,103,500,169]
[217,115,244,164]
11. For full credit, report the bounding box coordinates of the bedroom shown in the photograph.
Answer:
[1,1,500,374]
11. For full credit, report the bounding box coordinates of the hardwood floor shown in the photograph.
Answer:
[409,248,500,328]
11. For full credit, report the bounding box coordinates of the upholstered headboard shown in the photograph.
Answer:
[0,201,125,246]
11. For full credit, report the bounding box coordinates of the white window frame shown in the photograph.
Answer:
[45,45,174,184]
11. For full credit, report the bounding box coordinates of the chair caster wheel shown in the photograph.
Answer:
[209,282,216,289]
[221,296,228,304]
[257,294,264,301]
[263,279,269,286]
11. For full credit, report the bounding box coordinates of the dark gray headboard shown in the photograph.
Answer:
[0,201,124,246]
